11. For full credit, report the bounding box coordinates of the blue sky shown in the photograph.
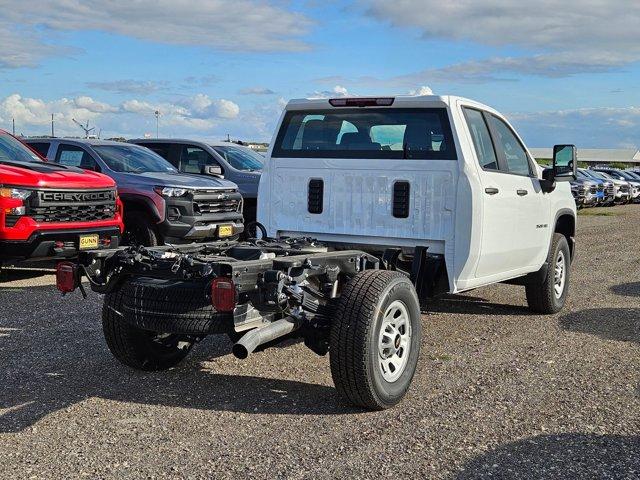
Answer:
[0,0,638,147]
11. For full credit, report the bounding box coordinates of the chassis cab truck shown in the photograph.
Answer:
[60,95,577,410]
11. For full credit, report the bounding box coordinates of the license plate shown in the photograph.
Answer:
[79,234,99,250]
[218,225,233,238]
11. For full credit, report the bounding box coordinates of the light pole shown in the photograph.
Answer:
[154,110,160,138]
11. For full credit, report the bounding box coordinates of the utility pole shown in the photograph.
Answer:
[154,110,160,138]
[227,133,230,142]
[51,114,55,137]
[12,118,15,136]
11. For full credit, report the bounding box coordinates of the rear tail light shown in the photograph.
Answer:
[329,97,395,107]
[56,261,79,294]
[211,277,236,312]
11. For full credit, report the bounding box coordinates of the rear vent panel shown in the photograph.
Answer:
[393,181,410,218]
[308,179,324,214]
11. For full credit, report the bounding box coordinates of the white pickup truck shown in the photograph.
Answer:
[61,94,577,410]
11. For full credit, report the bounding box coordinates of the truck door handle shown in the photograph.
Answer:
[517,189,528,196]
[485,187,499,195]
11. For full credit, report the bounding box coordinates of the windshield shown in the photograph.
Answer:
[272,108,457,160]
[94,145,177,173]
[594,171,614,180]
[0,133,43,164]
[212,145,263,171]
[618,171,639,181]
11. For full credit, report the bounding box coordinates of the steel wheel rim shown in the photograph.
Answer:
[554,250,566,299]
[378,300,412,383]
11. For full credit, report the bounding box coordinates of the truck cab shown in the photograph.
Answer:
[258,95,576,294]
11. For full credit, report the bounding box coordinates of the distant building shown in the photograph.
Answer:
[529,148,640,164]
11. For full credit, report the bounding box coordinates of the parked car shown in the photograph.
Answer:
[571,174,601,208]
[589,168,634,204]
[0,130,123,262]
[25,138,244,246]
[592,167,640,203]
[60,94,577,411]
[129,139,263,224]
[577,169,614,205]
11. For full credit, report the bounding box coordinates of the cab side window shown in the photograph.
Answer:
[143,143,171,161]
[55,144,99,171]
[463,108,498,170]
[179,146,219,174]
[489,116,532,176]
[28,142,51,158]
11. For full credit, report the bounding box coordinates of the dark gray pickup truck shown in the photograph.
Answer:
[26,138,244,246]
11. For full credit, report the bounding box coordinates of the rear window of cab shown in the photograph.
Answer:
[272,108,457,160]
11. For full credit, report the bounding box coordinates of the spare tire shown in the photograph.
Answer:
[109,277,232,335]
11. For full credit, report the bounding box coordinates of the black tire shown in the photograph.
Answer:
[330,270,422,410]
[102,289,195,371]
[525,233,571,314]
[122,211,160,247]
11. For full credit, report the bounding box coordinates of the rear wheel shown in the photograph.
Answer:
[525,233,571,314]
[102,290,195,371]
[122,211,160,247]
[330,270,422,410]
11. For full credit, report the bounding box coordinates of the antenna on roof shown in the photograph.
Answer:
[73,118,96,139]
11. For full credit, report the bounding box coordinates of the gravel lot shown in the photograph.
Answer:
[1,206,639,479]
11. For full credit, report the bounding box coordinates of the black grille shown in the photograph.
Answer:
[620,184,629,193]
[28,189,117,223]
[5,215,20,228]
[308,179,324,214]
[30,205,115,223]
[193,191,242,215]
[393,181,410,218]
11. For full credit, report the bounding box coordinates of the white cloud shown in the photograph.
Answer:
[363,0,640,78]
[86,80,167,95]
[0,23,77,68]
[308,85,351,99]
[509,106,640,148]
[0,94,114,132]
[2,0,311,65]
[239,87,276,95]
[408,86,433,96]
[1,93,241,137]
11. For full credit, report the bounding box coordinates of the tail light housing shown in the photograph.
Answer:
[211,277,236,312]
[56,261,79,294]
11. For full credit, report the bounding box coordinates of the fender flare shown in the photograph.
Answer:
[119,193,162,223]
[552,208,576,261]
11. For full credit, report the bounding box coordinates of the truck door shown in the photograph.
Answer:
[487,114,547,269]
[462,107,522,278]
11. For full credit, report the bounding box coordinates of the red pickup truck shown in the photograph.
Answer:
[0,130,123,262]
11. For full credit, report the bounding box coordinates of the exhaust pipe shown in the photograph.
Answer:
[232,316,300,359]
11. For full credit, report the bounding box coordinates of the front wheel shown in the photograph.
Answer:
[102,291,195,371]
[525,233,571,314]
[122,211,160,247]
[329,270,422,410]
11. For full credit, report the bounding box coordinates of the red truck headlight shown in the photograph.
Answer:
[211,277,236,312]
[56,261,79,294]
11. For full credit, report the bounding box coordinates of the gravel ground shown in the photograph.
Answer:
[1,206,639,479]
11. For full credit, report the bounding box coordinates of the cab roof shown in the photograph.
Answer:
[285,95,493,112]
